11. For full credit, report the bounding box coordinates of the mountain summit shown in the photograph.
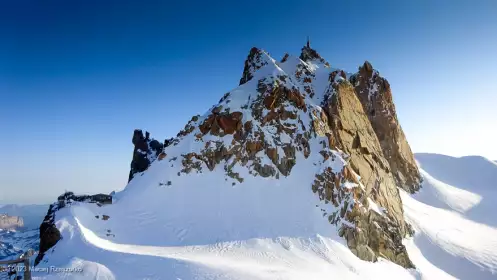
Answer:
[34,43,425,279]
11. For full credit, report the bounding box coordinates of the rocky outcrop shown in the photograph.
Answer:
[128,129,164,182]
[322,79,414,268]
[35,192,112,265]
[172,78,311,182]
[239,47,274,85]
[350,62,421,193]
[0,214,23,230]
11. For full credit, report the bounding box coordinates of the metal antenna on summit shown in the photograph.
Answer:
[306,36,310,48]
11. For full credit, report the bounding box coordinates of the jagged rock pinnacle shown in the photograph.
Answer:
[128,129,164,182]
[239,47,273,85]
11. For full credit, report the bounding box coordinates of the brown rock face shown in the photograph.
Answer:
[350,62,421,193]
[199,111,244,136]
[323,80,414,268]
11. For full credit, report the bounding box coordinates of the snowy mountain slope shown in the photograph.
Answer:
[27,45,497,280]
[32,187,427,280]
[414,153,497,227]
[399,153,497,280]
[415,154,497,192]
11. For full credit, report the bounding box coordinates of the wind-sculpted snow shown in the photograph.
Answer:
[416,153,497,227]
[399,153,497,280]
[415,168,482,213]
[32,205,426,280]
[415,153,497,191]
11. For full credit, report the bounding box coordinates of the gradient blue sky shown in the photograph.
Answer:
[1,0,496,204]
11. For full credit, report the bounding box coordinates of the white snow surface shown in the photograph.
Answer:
[0,228,38,260]
[401,153,497,280]
[31,50,497,279]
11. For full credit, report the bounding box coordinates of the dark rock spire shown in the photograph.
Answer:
[128,129,164,182]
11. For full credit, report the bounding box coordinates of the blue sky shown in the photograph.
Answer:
[1,0,496,204]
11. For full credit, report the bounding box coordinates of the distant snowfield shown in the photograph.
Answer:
[30,153,497,280]
[401,154,497,280]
